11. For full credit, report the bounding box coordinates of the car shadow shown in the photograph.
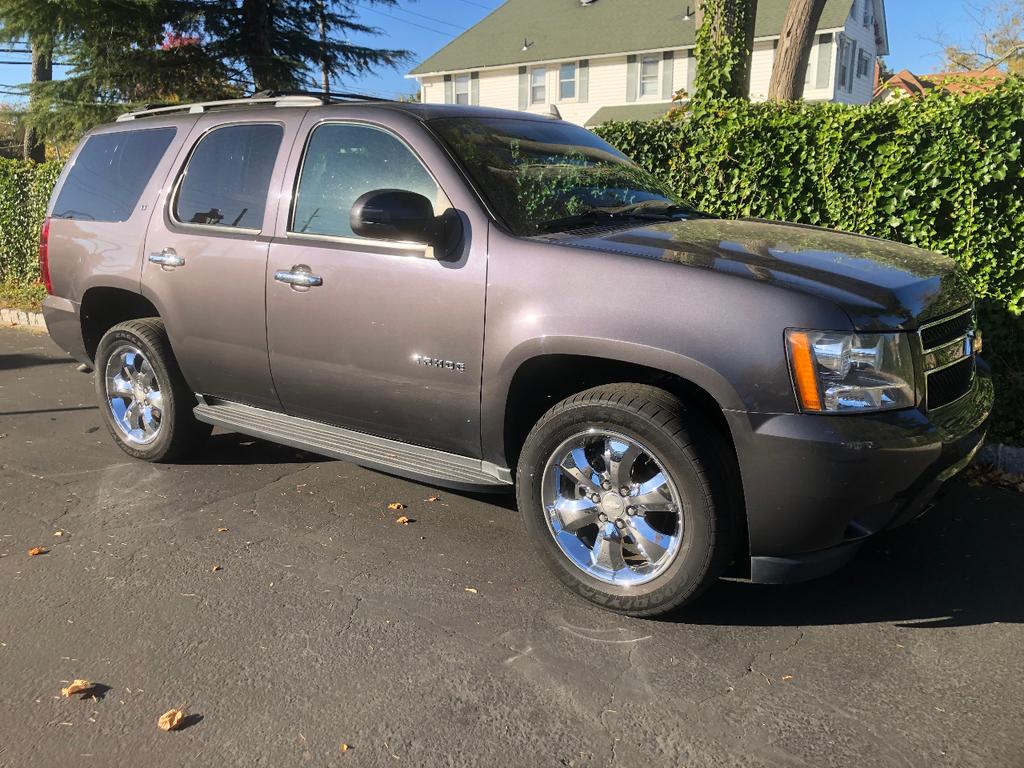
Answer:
[0,353,73,371]
[187,433,318,466]
[676,480,1023,628]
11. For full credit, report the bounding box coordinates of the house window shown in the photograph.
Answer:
[639,55,660,97]
[863,0,873,27]
[559,62,577,100]
[856,51,871,78]
[531,67,546,104]
[454,73,471,105]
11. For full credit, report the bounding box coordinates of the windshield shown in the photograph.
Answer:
[429,117,700,236]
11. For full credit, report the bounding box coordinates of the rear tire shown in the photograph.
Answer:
[95,318,211,462]
[516,384,737,617]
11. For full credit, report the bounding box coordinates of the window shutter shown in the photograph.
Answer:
[815,33,833,90]
[443,74,453,104]
[686,49,696,96]
[626,54,638,102]
[661,51,675,100]
[578,59,589,103]
[470,71,480,105]
[847,41,857,90]
[518,66,528,110]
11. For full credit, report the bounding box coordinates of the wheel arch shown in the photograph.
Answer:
[493,338,743,474]
[80,286,161,361]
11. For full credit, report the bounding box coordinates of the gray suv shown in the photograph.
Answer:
[40,94,992,616]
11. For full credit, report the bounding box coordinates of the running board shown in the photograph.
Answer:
[193,399,513,493]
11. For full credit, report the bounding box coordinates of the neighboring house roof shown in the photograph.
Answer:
[584,102,676,127]
[410,0,858,75]
[873,67,1007,101]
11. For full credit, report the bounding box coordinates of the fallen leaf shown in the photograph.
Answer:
[387,502,405,511]
[211,565,222,573]
[216,527,229,533]
[61,679,93,697]
[28,546,48,557]
[339,743,352,753]
[426,496,440,502]
[157,708,185,732]
[395,515,413,525]
[781,675,794,681]
[53,531,64,537]
[464,587,478,594]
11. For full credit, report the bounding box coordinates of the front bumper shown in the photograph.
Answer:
[725,362,993,584]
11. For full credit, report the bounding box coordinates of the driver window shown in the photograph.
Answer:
[291,123,441,239]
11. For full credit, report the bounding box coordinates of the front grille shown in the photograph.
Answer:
[920,310,973,351]
[926,357,975,410]
[919,306,976,411]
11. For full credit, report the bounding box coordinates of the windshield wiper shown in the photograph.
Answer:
[539,206,680,233]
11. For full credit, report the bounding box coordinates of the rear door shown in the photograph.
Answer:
[264,112,488,457]
[142,113,302,409]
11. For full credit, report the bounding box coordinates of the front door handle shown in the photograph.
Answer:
[148,249,185,268]
[274,265,323,288]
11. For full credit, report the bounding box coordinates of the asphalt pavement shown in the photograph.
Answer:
[1,325,1022,767]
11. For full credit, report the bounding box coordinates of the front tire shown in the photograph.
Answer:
[516,384,737,617]
[95,318,211,462]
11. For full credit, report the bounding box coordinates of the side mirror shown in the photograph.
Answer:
[350,189,445,247]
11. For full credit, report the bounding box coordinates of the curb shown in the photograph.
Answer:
[976,443,1024,477]
[0,307,46,329]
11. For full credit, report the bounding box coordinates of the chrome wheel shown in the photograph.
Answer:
[104,344,163,445]
[540,430,684,586]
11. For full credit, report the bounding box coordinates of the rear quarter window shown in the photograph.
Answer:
[52,127,176,222]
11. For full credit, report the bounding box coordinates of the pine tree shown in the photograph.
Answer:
[0,0,410,145]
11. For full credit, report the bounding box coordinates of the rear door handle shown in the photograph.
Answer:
[148,249,185,268]
[274,265,323,288]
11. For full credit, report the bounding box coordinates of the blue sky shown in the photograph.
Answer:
[0,0,985,102]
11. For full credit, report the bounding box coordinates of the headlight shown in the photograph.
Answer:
[786,330,916,413]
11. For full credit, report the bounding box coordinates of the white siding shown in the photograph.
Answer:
[833,0,879,104]
[749,41,776,101]
[414,4,883,123]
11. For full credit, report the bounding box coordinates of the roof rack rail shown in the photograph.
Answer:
[253,89,388,103]
[115,94,326,122]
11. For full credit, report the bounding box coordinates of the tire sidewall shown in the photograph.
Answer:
[517,400,719,615]
[95,324,180,461]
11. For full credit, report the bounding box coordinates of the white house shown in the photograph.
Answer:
[409,0,889,126]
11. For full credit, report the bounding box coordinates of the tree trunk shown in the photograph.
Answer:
[241,0,274,92]
[23,42,52,163]
[693,0,758,100]
[318,0,329,93]
[768,0,828,101]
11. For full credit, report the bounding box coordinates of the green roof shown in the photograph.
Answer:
[584,102,675,127]
[411,0,855,75]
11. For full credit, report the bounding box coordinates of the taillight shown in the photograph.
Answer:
[38,216,52,294]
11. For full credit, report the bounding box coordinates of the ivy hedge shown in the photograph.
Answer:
[0,159,62,288]
[596,81,1024,444]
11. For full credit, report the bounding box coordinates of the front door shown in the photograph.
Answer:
[142,117,297,410]
[265,116,487,457]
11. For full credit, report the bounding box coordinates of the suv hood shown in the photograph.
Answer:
[539,218,973,330]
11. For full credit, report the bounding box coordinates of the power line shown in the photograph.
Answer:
[449,0,498,10]
[360,7,456,37]
[381,6,467,31]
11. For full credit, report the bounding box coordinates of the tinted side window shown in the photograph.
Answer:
[174,124,283,229]
[52,128,176,222]
[291,123,438,239]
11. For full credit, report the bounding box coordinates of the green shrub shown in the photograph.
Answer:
[597,81,1024,444]
[0,159,63,287]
